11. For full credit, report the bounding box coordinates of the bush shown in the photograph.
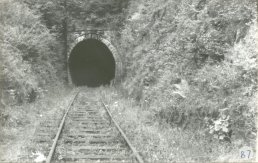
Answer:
[0,0,62,105]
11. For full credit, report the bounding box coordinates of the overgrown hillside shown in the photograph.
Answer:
[0,0,65,107]
[115,0,257,153]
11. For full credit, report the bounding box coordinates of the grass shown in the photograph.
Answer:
[98,86,255,162]
[0,85,74,162]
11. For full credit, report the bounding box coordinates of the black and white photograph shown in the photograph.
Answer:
[0,0,257,162]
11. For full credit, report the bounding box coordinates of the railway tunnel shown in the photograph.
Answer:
[69,38,116,87]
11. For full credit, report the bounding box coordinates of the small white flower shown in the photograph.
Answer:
[222,126,229,132]
[33,151,46,162]
[219,135,225,140]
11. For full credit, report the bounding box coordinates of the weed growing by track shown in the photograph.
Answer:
[98,86,255,162]
[0,86,73,162]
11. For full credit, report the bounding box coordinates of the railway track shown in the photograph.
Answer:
[20,88,144,163]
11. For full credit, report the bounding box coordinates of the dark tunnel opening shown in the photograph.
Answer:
[69,39,115,87]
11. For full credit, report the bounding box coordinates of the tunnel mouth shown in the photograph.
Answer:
[69,38,115,87]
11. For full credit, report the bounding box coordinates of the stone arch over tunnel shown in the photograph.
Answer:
[68,38,116,87]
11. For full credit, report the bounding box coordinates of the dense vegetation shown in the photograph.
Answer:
[0,0,63,107]
[23,0,129,29]
[116,0,257,147]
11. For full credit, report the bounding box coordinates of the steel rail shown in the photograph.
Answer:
[46,89,80,163]
[101,101,144,163]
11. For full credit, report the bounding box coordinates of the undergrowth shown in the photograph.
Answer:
[99,86,252,162]
[0,0,64,107]
[0,86,73,162]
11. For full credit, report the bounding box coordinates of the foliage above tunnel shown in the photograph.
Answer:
[22,0,130,31]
